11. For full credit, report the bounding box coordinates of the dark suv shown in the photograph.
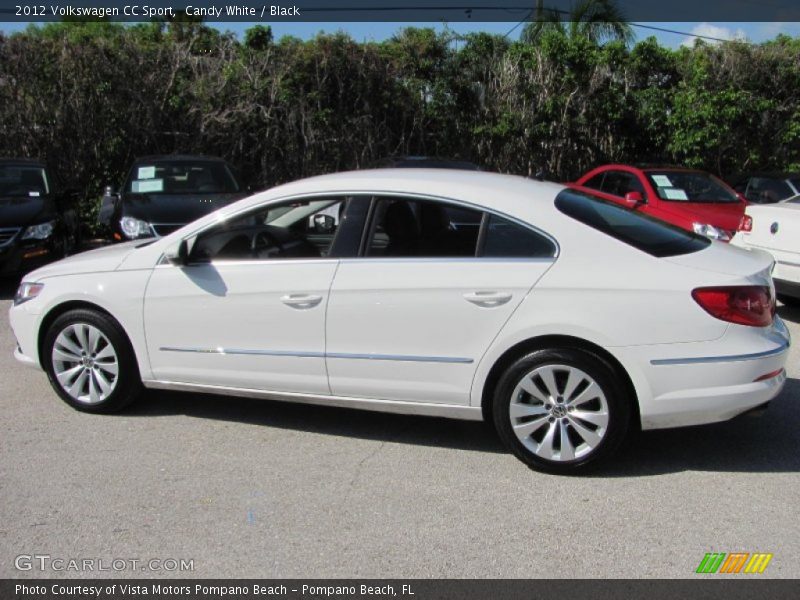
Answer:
[0,158,79,277]
[98,155,247,240]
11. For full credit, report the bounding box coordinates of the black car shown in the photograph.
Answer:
[0,158,79,278]
[732,172,800,204]
[98,155,247,240]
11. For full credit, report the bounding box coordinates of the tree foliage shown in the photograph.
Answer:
[0,23,798,228]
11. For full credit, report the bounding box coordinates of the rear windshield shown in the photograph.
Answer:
[645,171,738,203]
[127,160,239,195]
[555,188,710,257]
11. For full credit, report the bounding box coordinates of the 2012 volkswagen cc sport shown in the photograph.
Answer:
[9,170,790,473]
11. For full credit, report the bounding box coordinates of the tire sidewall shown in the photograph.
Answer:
[42,309,141,413]
[493,348,631,474]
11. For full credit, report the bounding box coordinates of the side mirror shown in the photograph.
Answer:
[313,214,335,233]
[164,239,190,266]
[624,191,644,208]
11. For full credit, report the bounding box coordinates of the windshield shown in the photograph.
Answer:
[646,171,738,203]
[127,161,239,195]
[0,165,49,197]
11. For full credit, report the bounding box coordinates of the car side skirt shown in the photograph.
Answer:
[142,380,484,421]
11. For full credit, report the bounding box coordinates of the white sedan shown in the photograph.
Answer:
[8,170,790,473]
[732,194,800,304]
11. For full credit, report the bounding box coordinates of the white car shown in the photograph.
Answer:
[733,194,800,304]
[8,170,790,473]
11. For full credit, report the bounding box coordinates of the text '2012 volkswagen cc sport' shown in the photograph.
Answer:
[8,170,790,473]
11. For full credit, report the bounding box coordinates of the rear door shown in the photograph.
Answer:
[325,195,557,406]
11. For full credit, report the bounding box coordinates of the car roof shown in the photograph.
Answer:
[133,154,229,164]
[0,157,46,167]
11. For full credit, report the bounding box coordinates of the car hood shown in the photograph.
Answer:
[121,192,244,224]
[665,240,774,280]
[659,201,745,231]
[0,196,55,228]
[22,241,143,281]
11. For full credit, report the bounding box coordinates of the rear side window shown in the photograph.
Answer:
[555,188,710,257]
[481,215,556,258]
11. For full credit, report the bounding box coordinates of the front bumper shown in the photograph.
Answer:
[618,318,791,430]
[0,239,55,277]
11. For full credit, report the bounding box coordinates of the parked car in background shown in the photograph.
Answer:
[574,164,747,241]
[370,156,480,170]
[10,170,788,474]
[98,155,247,241]
[733,193,800,304]
[732,173,800,204]
[0,158,79,278]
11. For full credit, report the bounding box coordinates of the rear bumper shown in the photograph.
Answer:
[617,318,791,430]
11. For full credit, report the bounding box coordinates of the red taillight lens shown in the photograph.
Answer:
[738,215,753,232]
[692,286,774,327]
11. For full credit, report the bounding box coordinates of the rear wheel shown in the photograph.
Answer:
[493,348,631,474]
[43,309,142,413]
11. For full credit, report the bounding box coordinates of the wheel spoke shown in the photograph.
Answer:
[568,417,602,448]
[519,377,549,404]
[88,327,101,354]
[566,381,600,408]
[536,421,558,460]
[509,403,549,419]
[93,368,113,396]
[562,369,584,403]
[52,346,81,363]
[55,333,83,357]
[512,416,550,439]
[88,372,100,403]
[56,364,83,385]
[68,369,89,397]
[537,366,560,399]
[74,325,91,353]
[558,420,575,460]
[96,360,118,376]
[570,409,609,429]
[95,344,115,361]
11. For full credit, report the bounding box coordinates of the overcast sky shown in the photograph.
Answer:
[1,21,799,47]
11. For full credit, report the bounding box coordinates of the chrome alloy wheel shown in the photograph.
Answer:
[509,364,609,461]
[51,323,119,404]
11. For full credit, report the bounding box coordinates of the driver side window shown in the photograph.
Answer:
[190,197,351,262]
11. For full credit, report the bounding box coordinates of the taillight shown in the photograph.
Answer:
[738,215,753,232]
[692,286,775,327]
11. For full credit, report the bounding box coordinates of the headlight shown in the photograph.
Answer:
[21,221,55,240]
[120,216,153,239]
[13,282,44,306]
[693,222,731,241]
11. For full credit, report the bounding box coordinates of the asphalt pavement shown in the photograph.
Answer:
[1,277,798,578]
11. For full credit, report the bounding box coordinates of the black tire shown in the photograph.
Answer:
[492,348,631,474]
[42,308,143,413]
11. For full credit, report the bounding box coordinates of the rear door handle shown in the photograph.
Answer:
[281,294,323,309]
[463,291,512,308]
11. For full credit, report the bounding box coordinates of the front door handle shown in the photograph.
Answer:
[281,294,323,309]
[463,291,512,308]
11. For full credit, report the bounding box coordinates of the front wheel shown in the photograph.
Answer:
[43,309,143,413]
[493,348,631,474]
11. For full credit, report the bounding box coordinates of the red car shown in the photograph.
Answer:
[573,165,747,241]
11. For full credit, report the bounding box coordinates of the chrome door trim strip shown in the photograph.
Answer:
[159,346,473,364]
[650,340,789,366]
[142,380,483,421]
[776,259,800,268]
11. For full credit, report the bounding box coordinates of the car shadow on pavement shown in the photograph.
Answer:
[130,377,800,473]
[0,277,20,301]
[594,376,800,477]
[130,389,507,454]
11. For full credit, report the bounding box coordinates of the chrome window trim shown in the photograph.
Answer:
[650,340,789,366]
[162,189,560,262]
[159,346,473,364]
